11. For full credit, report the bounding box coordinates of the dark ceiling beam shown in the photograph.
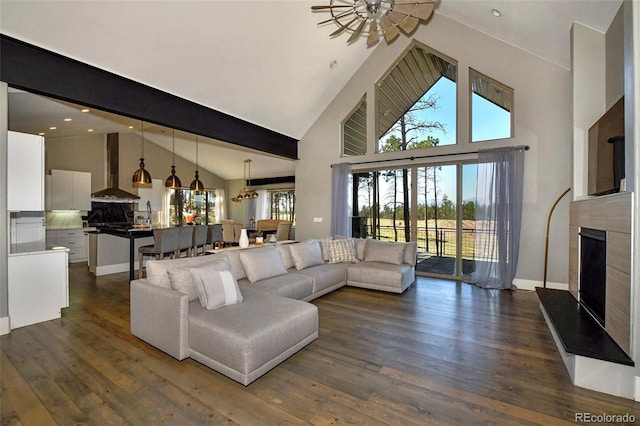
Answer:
[0,34,298,160]
[249,176,295,186]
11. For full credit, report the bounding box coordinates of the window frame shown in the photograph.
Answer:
[469,68,515,143]
[341,95,368,157]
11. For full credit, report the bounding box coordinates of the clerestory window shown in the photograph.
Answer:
[470,68,514,142]
[377,42,457,153]
[342,95,367,157]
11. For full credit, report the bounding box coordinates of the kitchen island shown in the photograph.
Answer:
[88,227,154,280]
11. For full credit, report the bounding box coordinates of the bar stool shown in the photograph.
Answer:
[138,227,180,279]
[192,224,208,256]
[176,225,194,258]
[207,223,223,250]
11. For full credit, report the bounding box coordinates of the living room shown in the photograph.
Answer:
[1,0,640,423]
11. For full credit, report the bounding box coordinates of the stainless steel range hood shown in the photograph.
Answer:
[91,133,140,202]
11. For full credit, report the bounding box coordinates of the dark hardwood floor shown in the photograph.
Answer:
[2,264,639,425]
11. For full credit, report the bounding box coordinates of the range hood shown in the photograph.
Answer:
[91,133,140,202]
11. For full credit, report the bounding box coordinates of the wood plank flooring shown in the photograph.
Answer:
[2,264,639,425]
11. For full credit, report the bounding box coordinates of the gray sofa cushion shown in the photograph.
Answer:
[239,246,287,283]
[188,287,318,386]
[167,267,200,302]
[289,239,324,270]
[364,239,407,265]
[347,261,415,293]
[238,273,314,301]
[403,241,418,266]
[220,251,247,280]
[276,244,295,269]
[146,255,215,289]
[291,263,348,296]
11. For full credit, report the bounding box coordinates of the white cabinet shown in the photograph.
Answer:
[137,178,164,211]
[8,249,69,329]
[7,131,44,211]
[50,169,92,211]
[47,229,89,263]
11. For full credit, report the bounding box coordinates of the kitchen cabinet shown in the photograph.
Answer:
[50,169,92,211]
[7,131,44,211]
[47,228,89,263]
[137,178,164,211]
[8,249,69,329]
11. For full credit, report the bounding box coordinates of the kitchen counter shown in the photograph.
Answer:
[88,227,155,279]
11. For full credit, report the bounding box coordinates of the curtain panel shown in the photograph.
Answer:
[472,146,526,289]
[331,163,352,237]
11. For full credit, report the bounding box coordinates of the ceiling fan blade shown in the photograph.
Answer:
[379,16,400,43]
[393,3,434,21]
[367,20,380,47]
[317,10,354,25]
[330,17,359,37]
[388,11,420,33]
[311,5,352,10]
[347,19,368,44]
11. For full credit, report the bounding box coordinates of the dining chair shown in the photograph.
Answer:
[192,224,209,256]
[137,227,180,279]
[221,220,236,247]
[274,221,292,242]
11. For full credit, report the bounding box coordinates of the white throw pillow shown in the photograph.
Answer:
[190,261,243,310]
[289,240,325,270]
[325,239,358,264]
[167,256,229,302]
[239,246,288,283]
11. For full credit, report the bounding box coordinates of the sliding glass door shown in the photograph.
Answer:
[352,161,477,281]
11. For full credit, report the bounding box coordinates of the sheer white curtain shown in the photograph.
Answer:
[331,163,352,237]
[216,189,226,221]
[472,146,526,289]
[254,190,269,220]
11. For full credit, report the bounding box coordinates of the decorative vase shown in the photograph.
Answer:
[239,228,249,248]
[269,234,277,243]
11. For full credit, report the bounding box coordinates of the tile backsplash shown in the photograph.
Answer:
[46,211,84,229]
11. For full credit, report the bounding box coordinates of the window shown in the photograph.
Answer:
[168,189,217,225]
[342,96,367,156]
[377,42,457,153]
[470,69,513,142]
[268,189,295,223]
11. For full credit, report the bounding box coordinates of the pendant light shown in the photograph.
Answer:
[165,129,182,189]
[132,120,152,186]
[190,135,204,191]
[232,159,259,202]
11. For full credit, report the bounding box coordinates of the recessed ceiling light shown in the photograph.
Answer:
[128,125,134,129]
[38,132,45,136]
[88,129,94,132]
[64,118,72,122]
[491,8,502,17]
[81,109,90,113]
[49,126,57,130]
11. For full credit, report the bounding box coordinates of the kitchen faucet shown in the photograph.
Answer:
[146,200,152,226]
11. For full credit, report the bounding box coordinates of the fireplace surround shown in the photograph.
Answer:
[579,227,606,327]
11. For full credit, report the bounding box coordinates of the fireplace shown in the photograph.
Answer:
[579,228,606,327]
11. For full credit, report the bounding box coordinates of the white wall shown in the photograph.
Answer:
[296,12,573,285]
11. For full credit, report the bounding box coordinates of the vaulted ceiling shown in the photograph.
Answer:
[0,0,622,180]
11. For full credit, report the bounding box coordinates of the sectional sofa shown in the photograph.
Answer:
[130,237,417,385]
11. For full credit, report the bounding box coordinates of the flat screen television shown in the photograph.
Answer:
[588,96,624,196]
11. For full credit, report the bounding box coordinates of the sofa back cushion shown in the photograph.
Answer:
[220,250,247,280]
[289,239,324,270]
[404,241,418,266]
[166,256,230,302]
[239,246,288,283]
[364,239,407,265]
[276,244,295,269]
[146,255,215,289]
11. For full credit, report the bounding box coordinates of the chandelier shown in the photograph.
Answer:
[231,159,259,203]
[311,0,436,48]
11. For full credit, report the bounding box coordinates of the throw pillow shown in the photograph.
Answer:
[335,235,366,260]
[190,261,243,310]
[364,239,406,265]
[289,239,324,270]
[239,246,288,283]
[166,256,229,302]
[325,239,358,264]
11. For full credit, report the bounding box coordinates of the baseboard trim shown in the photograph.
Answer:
[0,316,10,335]
[513,278,568,291]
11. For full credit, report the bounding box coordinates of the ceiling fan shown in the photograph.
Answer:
[311,0,437,48]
